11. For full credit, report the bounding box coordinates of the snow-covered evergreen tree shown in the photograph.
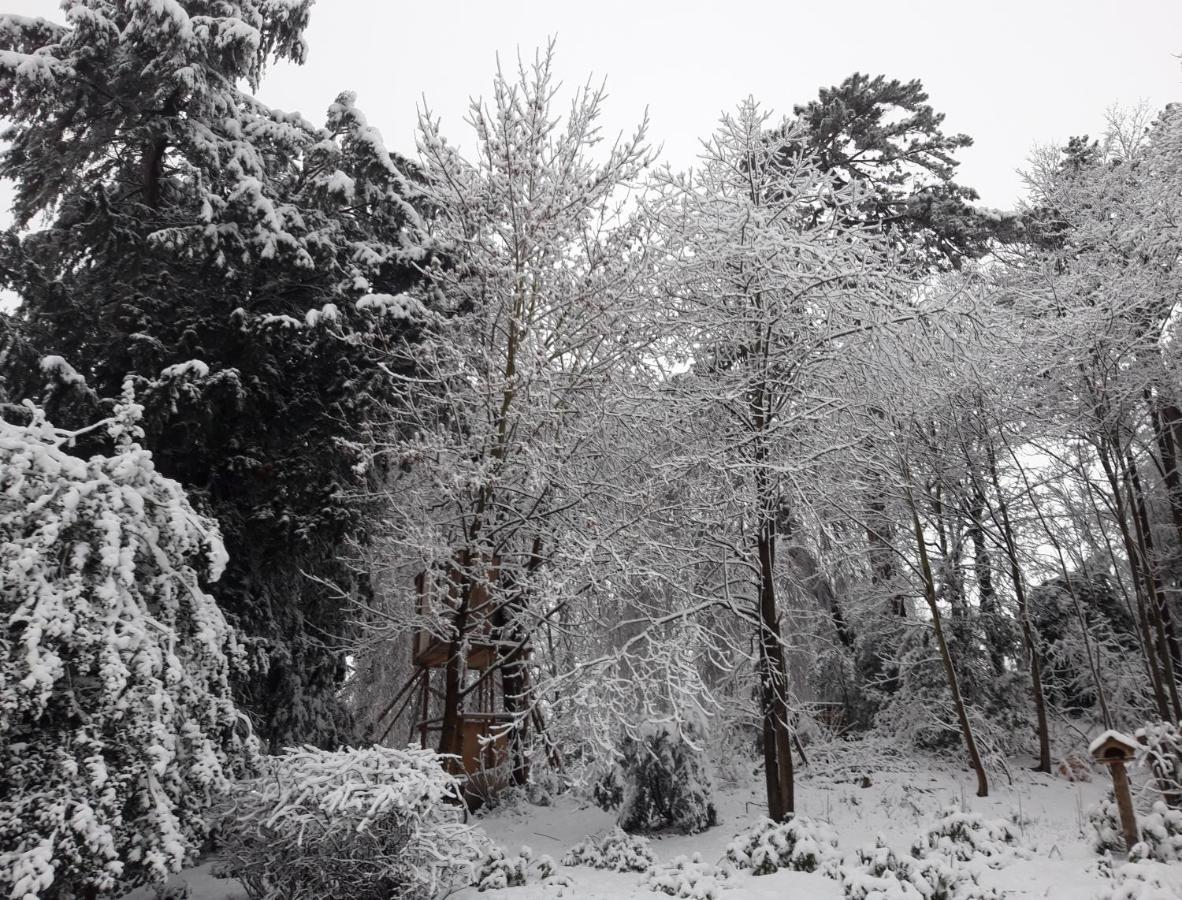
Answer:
[0,1,427,748]
[597,719,717,835]
[0,392,254,900]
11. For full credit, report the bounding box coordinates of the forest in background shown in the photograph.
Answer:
[3,3,1182,899]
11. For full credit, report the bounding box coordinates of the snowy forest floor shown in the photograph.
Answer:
[125,740,1182,900]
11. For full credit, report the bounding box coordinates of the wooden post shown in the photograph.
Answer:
[1108,759,1139,851]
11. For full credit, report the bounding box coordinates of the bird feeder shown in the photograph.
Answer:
[1088,729,1140,851]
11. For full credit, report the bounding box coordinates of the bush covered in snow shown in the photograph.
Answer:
[0,400,254,900]
[562,827,657,872]
[1129,801,1182,862]
[646,853,730,899]
[725,814,842,876]
[1088,795,1126,853]
[1095,861,1182,900]
[843,839,999,900]
[217,745,479,900]
[1135,721,1182,806]
[911,807,1022,865]
[595,719,717,834]
[474,845,560,892]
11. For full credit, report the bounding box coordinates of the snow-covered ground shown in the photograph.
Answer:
[134,742,1182,900]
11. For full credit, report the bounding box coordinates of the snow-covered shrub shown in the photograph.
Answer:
[596,719,717,834]
[217,745,479,900]
[1135,721,1182,805]
[844,847,925,900]
[1094,861,1182,900]
[1088,795,1126,853]
[474,846,530,891]
[726,815,842,876]
[474,845,558,891]
[562,827,656,872]
[911,807,1022,865]
[843,840,999,900]
[647,853,730,900]
[1130,801,1182,862]
[0,399,254,900]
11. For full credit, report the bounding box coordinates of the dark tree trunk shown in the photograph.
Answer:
[1122,449,1182,720]
[757,516,795,820]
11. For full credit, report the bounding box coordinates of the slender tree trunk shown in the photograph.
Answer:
[1096,442,1173,720]
[1148,399,1182,561]
[437,576,472,767]
[495,537,547,785]
[985,442,1051,772]
[1011,443,1115,727]
[1122,449,1182,720]
[904,460,988,797]
[969,486,1005,677]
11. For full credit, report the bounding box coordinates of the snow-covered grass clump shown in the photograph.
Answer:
[646,853,730,899]
[910,807,1023,865]
[217,745,478,900]
[562,827,656,872]
[473,845,564,892]
[725,815,841,876]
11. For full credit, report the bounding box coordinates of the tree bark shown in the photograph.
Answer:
[756,515,795,820]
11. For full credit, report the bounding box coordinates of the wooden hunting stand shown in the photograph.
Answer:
[401,554,513,804]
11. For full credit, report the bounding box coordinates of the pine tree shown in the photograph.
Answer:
[784,72,1011,271]
[0,3,425,748]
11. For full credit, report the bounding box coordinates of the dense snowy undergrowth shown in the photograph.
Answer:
[122,742,1182,900]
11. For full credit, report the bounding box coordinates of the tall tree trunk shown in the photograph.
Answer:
[1096,441,1173,721]
[1148,399,1182,562]
[495,537,546,785]
[904,461,988,797]
[437,582,472,767]
[985,442,1051,772]
[969,486,1005,677]
[1122,449,1182,720]
[756,515,795,820]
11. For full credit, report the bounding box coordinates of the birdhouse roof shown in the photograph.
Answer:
[1088,729,1139,760]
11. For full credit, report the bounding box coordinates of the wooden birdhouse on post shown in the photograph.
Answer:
[1089,729,1140,852]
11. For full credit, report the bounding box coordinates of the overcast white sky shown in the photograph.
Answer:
[6,0,1182,209]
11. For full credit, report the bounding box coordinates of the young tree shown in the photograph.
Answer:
[1,389,254,900]
[647,99,904,818]
[359,44,654,776]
